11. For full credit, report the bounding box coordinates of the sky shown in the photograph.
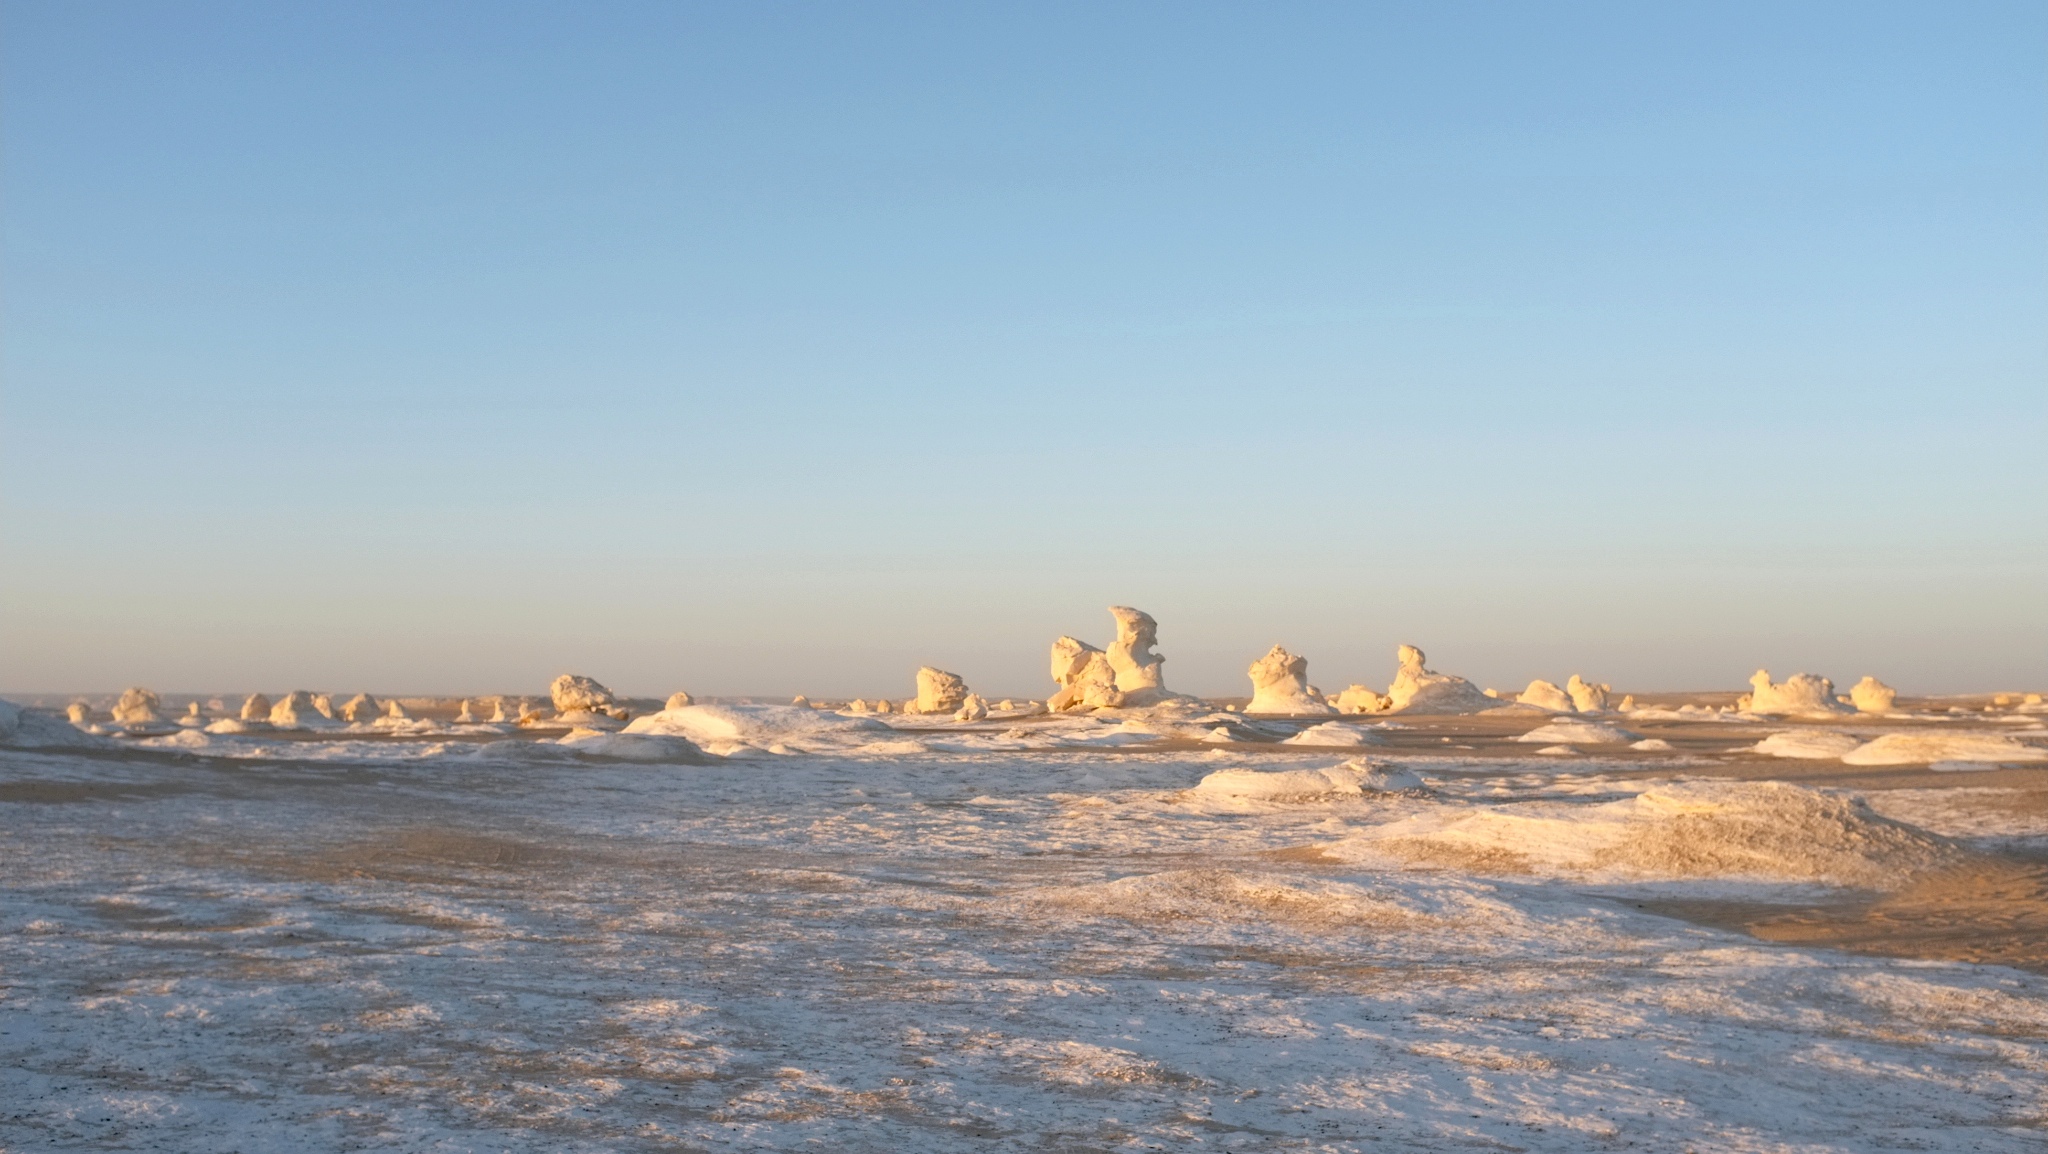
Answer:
[2,0,2043,699]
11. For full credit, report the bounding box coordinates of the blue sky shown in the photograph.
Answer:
[3,1,2042,698]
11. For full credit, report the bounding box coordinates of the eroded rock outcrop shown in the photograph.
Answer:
[1049,637,1125,712]
[913,667,969,714]
[1107,606,1166,696]
[551,674,625,719]
[342,693,382,723]
[269,690,329,728]
[1385,645,1495,714]
[955,694,988,722]
[1517,680,1575,711]
[241,693,273,722]
[110,687,162,725]
[667,692,695,710]
[1849,676,1897,714]
[1739,670,1847,715]
[1245,645,1335,715]
[1567,675,1610,713]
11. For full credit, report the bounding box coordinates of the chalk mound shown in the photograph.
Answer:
[1516,680,1574,712]
[1245,645,1335,715]
[240,694,272,722]
[1031,869,1432,930]
[177,702,207,727]
[1753,731,1863,760]
[341,693,382,723]
[1629,738,1675,751]
[1567,675,1611,713]
[556,728,709,763]
[1840,733,2047,767]
[912,667,969,714]
[623,702,886,754]
[1385,645,1495,714]
[551,674,624,720]
[0,699,109,749]
[955,694,988,722]
[1333,685,1388,713]
[1280,721,1385,747]
[1849,676,1898,714]
[1353,781,1954,888]
[1048,637,1125,712]
[1192,759,1423,801]
[110,687,163,725]
[1741,670,1849,716]
[1514,719,1639,745]
[269,690,339,729]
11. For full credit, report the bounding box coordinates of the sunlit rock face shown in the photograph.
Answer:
[1106,606,1166,695]
[342,693,382,723]
[240,693,273,722]
[1245,645,1336,716]
[1517,680,1575,712]
[1048,637,1125,712]
[913,667,970,715]
[1567,675,1611,713]
[110,687,162,725]
[666,692,695,710]
[1740,670,1847,715]
[1384,645,1494,714]
[955,694,988,722]
[550,674,623,718]
[269,691,329,728]
[1850,676,1898,714]
[1334,685,1389,713]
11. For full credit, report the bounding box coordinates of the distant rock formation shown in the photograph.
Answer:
[955,694,988,722]
[111,687,162,725]
[179,702,207,727]
[269,690,327,728]
[1517,680,1575,711]
[792,695,810,708]
[1385,645,1494,713]
[488,697,512,723]
[1334,685,1389,714]
[1849,676,1897,714]
[342,693,382,723]
[312,693,336,720]
[1106,606,1167,697]
[1739,670,1847,715]
[1245,645,1335,715]
[454,699,476,723]
[66,702,91,724]
[667,692,695,710]
[1566,675,1611,713]
[1048,636,1125,712]
[551,674,624,719]
[913,667,970,714]
[241,694,273,722]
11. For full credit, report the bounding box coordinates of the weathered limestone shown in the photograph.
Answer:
[1517,680,1575,712]
[1049,636,1126,712]
[551,674,624,719]
[241,693,273,722]
[1245,645,1336,715]
[1566,675,1611,713]
[66,702,91,724]
[269,690,326,728]
[1334,685,1390,714]
[955,694,988,722]
[1385,645,1494,713]
[667,692,695,710]
[342,693,382,723]
[1849,676,1897,714]
[1739,670,1847,715]
[1106,606,1166,695]
[914,667,970,714]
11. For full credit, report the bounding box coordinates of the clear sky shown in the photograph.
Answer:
[2,1,2043,700]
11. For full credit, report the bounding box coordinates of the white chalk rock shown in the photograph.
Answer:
[955,693,988,722]
[1741,670,1848,716]
[1849,676,1897,714]
[1334,685,1389,714]
[1567,675,1611,713]
[1280,721,1384,747]
[667,692,696,710]
[2,698,110,749]
[66,702,92,724]
[1385,645,1495,714]
[1515,719,1639,744]
[914,667,970,714]
[1618,695,1637,712]
[792,695,810,708]
[1245,645,1336,715]
[111,687,163,725]
[1193,759,1423,801]
[269,690,332,729]
[311,693,336,719]
[551,674,622,718]
[1753,731,1863,760]
[1049,637,1125,712]
[1516,680,1575,712]
[874,699,893,714]
[847,699,870,714]
[241,693,273,722]
[342,693,382,723]
[454,699,476,724]
[487,697,512,723]
[1841,733,2047,767]
[177,702,206,727]
[1106,606,1167,695]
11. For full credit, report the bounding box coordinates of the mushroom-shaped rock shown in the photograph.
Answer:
[1516,680,1575,712]
[550,674,621,719]
[1566,676,1610,713]
[1106,606,1166,695]
[342,693,382,723]
[667,692,695,710]
[1335,685,1389,714]
[1384,645,1494,713]
[1849,676,1897,713]
[110,687,162,725]
[914,667,970,715]
[241,694,273,722]
[955,694,988,722]
[1245,646,1336,715]
[1741,670,1847,715]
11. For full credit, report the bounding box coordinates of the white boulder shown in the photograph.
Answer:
[914,667,970,714]
[269,690,330,728]
[1516,680,1575,712]
[1385,645,1495,713]
[1849,676,1897,714]
[1334,685,1389,714]
[454,699,476,723]
[1049,637,1125,712]
[1106,606,1167,696]
[1245,645,1335,715]
[1740,670,1848,715]
[551,674,623,719]
[241,694,273,722]
[178,702,206,727]
[66,702,91,724]
[342,693,382,723]
[111,687,162,725]
[667,691,696,710]
[955,693,989,722]
[1566,675,1611,713]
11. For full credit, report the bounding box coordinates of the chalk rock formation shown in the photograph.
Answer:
[847,699,869,714]
[1106,606,1166,696]
[1739,670,1847,715]
[342,693,382,723]
[269,690,327,728]
[914,667,970,714]
[792,695,810,707]
[385,700,410,721]
[1334,685,1389,714]
[955,694,988,722]
[487,698,511,723]
[454,699,475,723]
[1849,676,1897,714]
[1385,645,1495,713]
[241,694,273,722]
[1245,645,1336,715]
[111,687,162,725]
[312,693,336,720]
[667,692,695,710]
[1618,695,1637,712]
[874,699,893,714]
[1049,637,1125,712]
[66,702,91,724]
[551,674,624,719]
[176,702,205,727]
[1566,675,1610,713]
[1517,680,1575,712]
